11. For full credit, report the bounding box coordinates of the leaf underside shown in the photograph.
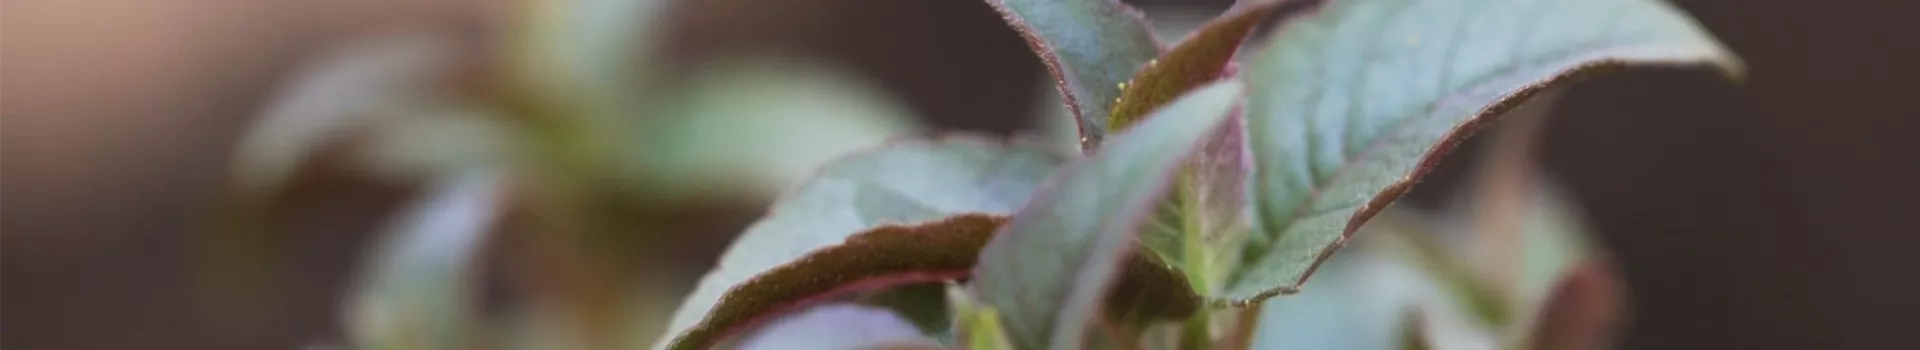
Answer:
[1226,0,1742,303]
[971,82,1244,350]
[667,214,1004,350]
[1106,0,1292,130]
[656,137,1066,350]
[985,0,1162,150]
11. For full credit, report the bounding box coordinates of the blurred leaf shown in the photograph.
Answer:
[733,304,942,350]
[1400,310,1431,350]
[1508,183,1598,321]
[1522,259,1622,350]
[231,33,455,193]
[344,171,506,350]
[636,57,920,199]
[514,0,665,103]
[1250,221,1498,350]
[971,82,1242,350]
[950,286,1017,350]
[656,137,1066,350]
[1473,178,1620,348]
[1379,210,1516,328]
[348,103,524,182]
[984,0,1162,150]
[1226,0,1742,302]
[1444,85,1616,346]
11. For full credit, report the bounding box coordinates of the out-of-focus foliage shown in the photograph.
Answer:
[216,0,921,349]
[213,0,1742,349]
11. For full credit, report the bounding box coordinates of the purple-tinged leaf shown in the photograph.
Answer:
[665,215,1003,350]
[1107,0,1294,130]
[1229,0,1742,303]
[1111,0,1299,298]
[971,81,1243,350]
[984,0,1161,150]
[655,137,1065,350]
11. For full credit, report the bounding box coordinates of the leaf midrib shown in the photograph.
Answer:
[1240,36,1682,299]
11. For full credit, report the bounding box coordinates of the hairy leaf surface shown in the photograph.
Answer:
[985,0,1161,150]
[655,138,1064,350]
[972,82,1243,349]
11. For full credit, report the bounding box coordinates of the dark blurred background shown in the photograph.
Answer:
[3,0,1915,349]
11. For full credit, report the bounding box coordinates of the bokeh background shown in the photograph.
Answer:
[4,0,1916,349]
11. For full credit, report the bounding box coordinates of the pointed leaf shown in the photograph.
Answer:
[984,0,1161,149]
[1227,0,1742,302]
[1138,115,1252,296]
[344,171,506,350]
[656,137,1066,350]
[1107,0,1289,130]
[971,81,1243,350]
[1109,2,1286,294]
[1114,1,1293,297]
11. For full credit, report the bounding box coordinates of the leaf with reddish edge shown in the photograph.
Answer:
[971,81,1243,350]
[655,136,1065,350]
[1109,0,1307,298]
[1228,0,1742,303]
[1106,0,1299,131]
[1136,113,1254,298]
[668,215,1003,350]
[984,0,1161,151]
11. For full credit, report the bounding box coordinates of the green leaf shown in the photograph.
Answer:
[1138,114,1252,296]
[1227,0,1742,302]
[633,57,921,199]
[513,0,665,101]
[344,171,506,350]
[655,137,1066,350]
[971,81,1243,350]
[984,0,1162,150]
[951,285,1018,350]
[348,103,523,182]
[231,33,455,194]
[1116,3,1289,294]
